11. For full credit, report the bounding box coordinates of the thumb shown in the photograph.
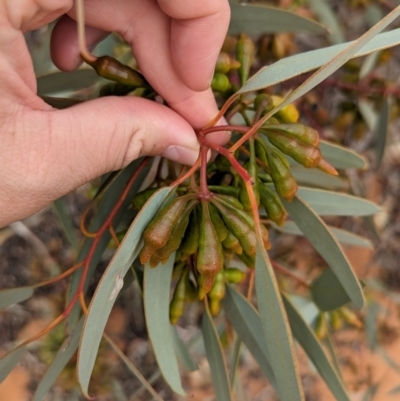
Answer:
[0,96,199,226]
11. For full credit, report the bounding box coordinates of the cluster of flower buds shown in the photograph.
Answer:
[136,191,270,323]
[314,307,363,340]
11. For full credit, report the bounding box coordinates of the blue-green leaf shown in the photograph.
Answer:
[202,305,232,401]
[222,285,276,388]
[229,1,326,35]
[319,140,367,169]
[144,252,185,395]
[239,25,400,94]
[33,318,84,400]
[282,295,350,401]
[171,326,198,372]
[274,221,373,249]
[282,196,364,309]
[255,241,304,401]
[77,187,173,397]
[0,287,34,310]
[291,167,348,190]
[0,346,27,383]
[374,97,390,169]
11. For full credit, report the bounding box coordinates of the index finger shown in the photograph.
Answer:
[157,0,230,92]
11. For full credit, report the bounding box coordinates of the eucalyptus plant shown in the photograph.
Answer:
[1,1,400,401]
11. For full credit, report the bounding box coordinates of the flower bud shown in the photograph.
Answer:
[236,34,255,85]
[169,270,188,324]
[224,268,246,284]
[215,52,241,74]
[88,56,147,87]
[197,201,224,293]
[140,195,192,264]
[222,230,243,255]
[259,185,287,227]
[179,206,200,261]
[211,73,231,92]
[270,95,299,123]
[132,187,158,210]
[266,147,298,201]
[262,123,319,146]
[209,204,228,242]
[151,200,197,266]
[266,132,322,168]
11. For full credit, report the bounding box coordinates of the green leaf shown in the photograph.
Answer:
[52,196,79,252]
[319,140,367,169]
[311,269,353,311]
[255,241,304,401]
[103,333,163,401]
[374,97,390,169]
[37,69,99,95]
[0,346,27,382]
[0,287,34,310]
[291,167,348,190]
[144,252,185,395]
[282,294,350,401]
[365,301,380,350]
[229,1,326,35]
[308,0,344,44]
[222,285,277,388]
[171,326,198,372]
[239,25,400,94]
[77,187,173,398]
[282,196,365,309]
[67,159,152,328]
[202,305,232,401]
[33,317,84,401]
[295,186,380,216]
[274,221,373,249]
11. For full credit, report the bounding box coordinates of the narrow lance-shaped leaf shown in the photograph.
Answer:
[282,294,350,401]
[239,27,400,94]
[33,317,85,401]
[229,0,326,35]
[0,347,27,383]
[255,241,304,401]
[250,5,400,125]
[374,97,390,169]
[0,287,34,310]
[170,326,198,372]
[222,285,277,389]
[144,252,185,395]
[202,304,232,401]
[273,221,373,249]
[266,184,380,216]
[77,187,174,398]
[319,140,367,169]
[67,159,151,328]
[291,167,348,190]
[52,196,79,252]
[282,196,365,309]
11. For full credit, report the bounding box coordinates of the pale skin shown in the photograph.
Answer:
[0,0,230,227]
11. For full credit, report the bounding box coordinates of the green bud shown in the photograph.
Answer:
[209,204,228,242]
[236,34,255,85]
[259,185,287,226]
[215,52,241,74]
[224,268,246,284]
[266,132,322,168]
[254,94,272,115]
[179,206,200,260]
[211,73,231,92]
[262,123,319,146]
[132,187,158,210]
[169,270,188,324]
[266,147,298,201]
[222,230,243,255]
[151,200,197,266]
[197,201,224,293]
[140,195,192,264]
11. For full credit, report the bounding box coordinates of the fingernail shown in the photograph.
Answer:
[161,146,200,166]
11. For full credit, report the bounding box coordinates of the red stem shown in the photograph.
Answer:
[270,260,310,288]
[64,158,150,317]
[201,125,249,136]
[200,145,211,196]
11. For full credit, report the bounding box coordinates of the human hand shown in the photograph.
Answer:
[0,0,230,227]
